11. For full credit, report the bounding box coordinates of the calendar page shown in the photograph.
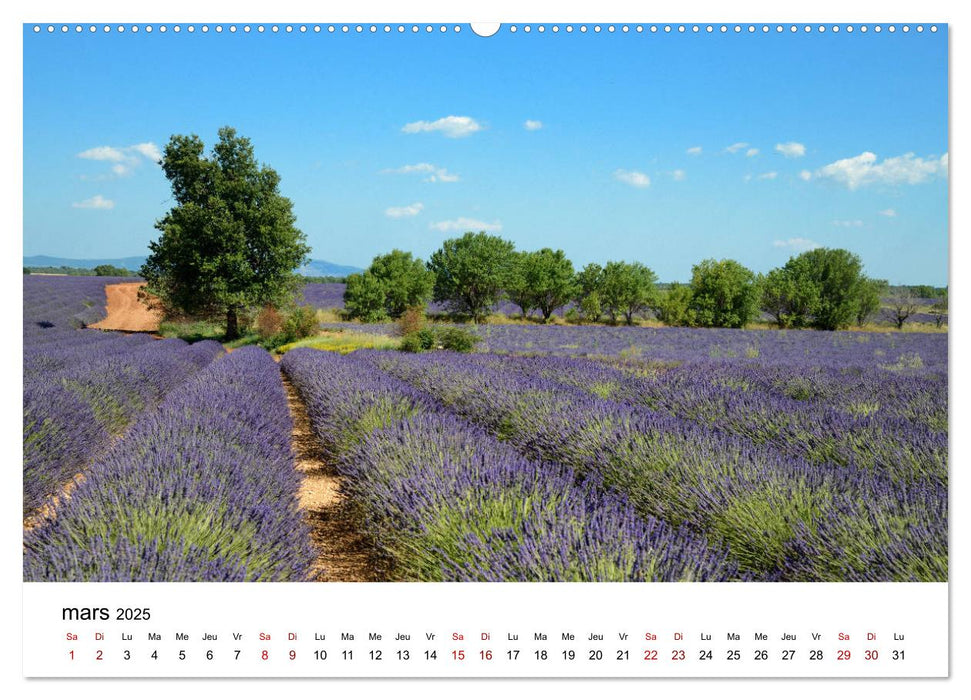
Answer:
[15,0,958,692]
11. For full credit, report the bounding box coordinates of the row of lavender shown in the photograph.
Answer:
[23,277,225,517]
[360,349,946,581]
[25,347,314,581]
[320,321,948,369]
[281,348,741,581]
[466,354,947,486]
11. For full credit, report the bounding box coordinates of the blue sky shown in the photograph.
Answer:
[23,24,948,284]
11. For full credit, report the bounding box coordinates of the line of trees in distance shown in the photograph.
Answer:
[343,231,947,331]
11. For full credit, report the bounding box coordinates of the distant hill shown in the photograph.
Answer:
[24,255,148,271]
[24,255,363,277]
[298,260,364,277]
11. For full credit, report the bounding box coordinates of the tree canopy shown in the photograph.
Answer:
[600,261,657,325]
[343,249,434,321]
[506,248,576,322]
[140,127,310,338]
[688,258,760,328]
[427,231,516,322]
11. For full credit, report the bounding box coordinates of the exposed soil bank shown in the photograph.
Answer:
[90,282,163,332]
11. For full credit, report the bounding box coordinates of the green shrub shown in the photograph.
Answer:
[399,327,479,353]
[283,305,318,339]
[439,328,479,353]
[400,332,427,353]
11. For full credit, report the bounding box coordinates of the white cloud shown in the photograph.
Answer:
[76,142,162,178]
[129,142,162,162]
[402,115,483,138]
[385,202,424,219]
[799,170,813,181]
[816,151,949,190]
[725,142,749,154]
[879,208,897,217]
[523,119,543,131]
[429,217,503,233]
[614,169,651,188]
[686,146,703,155]
[72,194,114,210]
[775,141,806,158]
[382,162,459,183]
[672,169,686,181]
[748,171,778,181]
[746,148,759,157]
[773,237,820,252]
[77,146,128,162]
[832,219,864,228]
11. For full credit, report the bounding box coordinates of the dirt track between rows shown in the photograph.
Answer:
[281,374,380,582]
[90,282,163,332]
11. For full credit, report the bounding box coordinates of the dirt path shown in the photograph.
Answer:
[90,282,163,332]
[281,373,379,581]
[23,471,87,532]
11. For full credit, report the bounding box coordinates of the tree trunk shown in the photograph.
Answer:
[226,306,240,340]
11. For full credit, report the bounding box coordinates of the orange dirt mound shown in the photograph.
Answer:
[90,282,163,332]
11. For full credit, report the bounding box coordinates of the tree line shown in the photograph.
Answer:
[343,231,945,330]
[134,128,945,340]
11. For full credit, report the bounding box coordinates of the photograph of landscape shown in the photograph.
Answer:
[22,24,947,583]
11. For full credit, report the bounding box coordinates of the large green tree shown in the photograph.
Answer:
[343,271,388,322]
[505,251,537,318]
[344,249,434,320]
[600,261,657,325]
[761,248,870,330]
[573,263,605,322]
[688,258,761,328]
[652,283,695,327]
[795,248,866,330]
[506,248,576,322]
[141,127,310,339]
[759,267,819,329]
[427,231,516,322]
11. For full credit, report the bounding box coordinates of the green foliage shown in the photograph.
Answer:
[930,290,948,328]
[856,278,888,326]
[343,272,389,322]
[761,248,868,330]
[400,329,437,353]
[507,248,576,322]
[399,327,480,354]
[283,305,318,339]
[367,249,435,318]
[439,327,480,353]
[795,248,866,330]
[93,264,132,277]
[600,261,658,325]
[579,292,602,323]
[140,127,310,339]
[760,267,817,328]
[653,283,696,326]
[905,284,946,299]
[505,251,536,318]
[428,231,517,322]
[688,259,760,328]
[299,274,347,283]
[25,266,101,276]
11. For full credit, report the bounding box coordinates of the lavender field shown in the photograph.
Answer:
[24,277,313,581]
[23,276,948,582]
[279,336,946,581]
